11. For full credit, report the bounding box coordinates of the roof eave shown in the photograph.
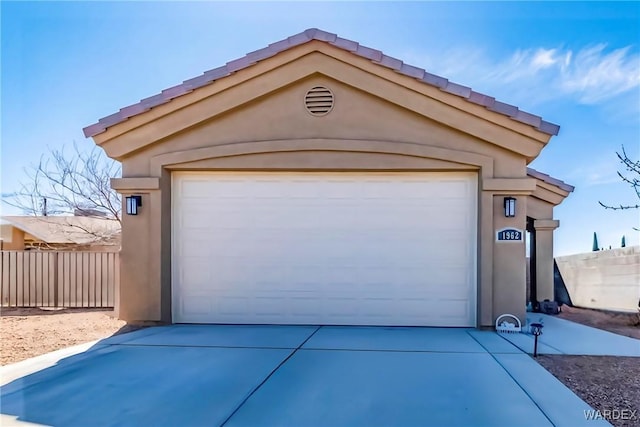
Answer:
[83,28,560,139]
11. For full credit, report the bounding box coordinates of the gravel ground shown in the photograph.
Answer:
[536,305,640,427]
[537,355,639,427]
[0,307,131,365]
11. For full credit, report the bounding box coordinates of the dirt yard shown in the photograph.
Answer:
[537,355,639,427]
[536,305,640,427]
[557,305,640,339]
[0,307,131,365]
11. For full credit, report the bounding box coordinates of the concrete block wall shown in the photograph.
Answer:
[555,246,640,313]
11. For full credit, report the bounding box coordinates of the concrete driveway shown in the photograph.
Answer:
[0,325,608,427]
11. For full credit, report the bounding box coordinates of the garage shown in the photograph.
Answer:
[85,29,572,327]
[172,172,477,326]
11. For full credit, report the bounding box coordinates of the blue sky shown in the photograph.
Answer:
[1,1,639,255]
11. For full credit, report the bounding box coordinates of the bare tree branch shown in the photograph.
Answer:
[3,143,121,243]
[599,145,640,211]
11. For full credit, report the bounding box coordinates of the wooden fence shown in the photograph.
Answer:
[0,251,119,308]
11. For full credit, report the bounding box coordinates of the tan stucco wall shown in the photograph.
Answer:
[96,46,551,159]
[526,196,554,220]
[121,76,527,179]
[1,228,25,250]
[557,246,640,313]
[491,196,527,322]
[96,45,566,327]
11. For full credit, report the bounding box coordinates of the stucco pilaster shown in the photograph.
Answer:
[491,195,527,325]
[534,219,560,302]
[112,176,168,324]
[481,179,535,326]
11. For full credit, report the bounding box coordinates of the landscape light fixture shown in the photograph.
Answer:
[126,195,142,216]
[530,322,544,357]
[504,196,516,218]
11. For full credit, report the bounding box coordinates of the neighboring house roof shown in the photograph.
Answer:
[527,168,575,193]
[83,28,560,138]
[0,216,121,245]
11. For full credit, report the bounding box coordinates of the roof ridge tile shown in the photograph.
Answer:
[374,55,403,70]
[83,123,105,136]
[304,28,318,39]
[514,110,542,128]
[161,84,193,100]
[331,37,359,52]
[399,63,425,80]
[310,29,337,42]
[140,93,170,108]
[488,100,519,118]
[182,73,215,90]
[443,82,472,98]
[119,103,150,118]
[98,112,123,126]
[468,91,495,108]
[226,56,256,73]
[287,32,312,47]
[421,72,448,89]
[245,46,278,63]
[267,38,290,52]
[539,121,560,135]
[354,45,383,62]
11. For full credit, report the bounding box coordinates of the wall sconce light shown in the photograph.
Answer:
[125,195,142,215]
[504,196,516,218]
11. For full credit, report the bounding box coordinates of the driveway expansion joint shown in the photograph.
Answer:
[496,330,566,355]
[117,343,299,350]
[219,325,323,427]
[466,331,556,426]
[300,347,490,354]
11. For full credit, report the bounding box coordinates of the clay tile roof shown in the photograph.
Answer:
[83,28,560,138]
[527,168,575,193]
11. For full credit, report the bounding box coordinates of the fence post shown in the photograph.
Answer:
[53,252,59,307]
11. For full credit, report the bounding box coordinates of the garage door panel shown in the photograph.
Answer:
[327,301,360,319]
[438,300,473,320]
[179,180,217,199]
[181,263,211,288]
[173,172,477,326]
[180,294,212,315]
[215,296,250,316]
[427,269,473,287]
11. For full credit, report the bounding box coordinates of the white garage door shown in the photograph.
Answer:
[172,172,477,326]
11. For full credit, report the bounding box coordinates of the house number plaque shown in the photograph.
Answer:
[496,228,523,242]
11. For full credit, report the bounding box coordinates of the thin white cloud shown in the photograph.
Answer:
[408,43,640,108]
[566,155,624,187]
[561,44,640,103]
[582,170,622,186]
[531,48,563,70]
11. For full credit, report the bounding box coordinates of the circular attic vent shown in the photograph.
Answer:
[304,86,334,116]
